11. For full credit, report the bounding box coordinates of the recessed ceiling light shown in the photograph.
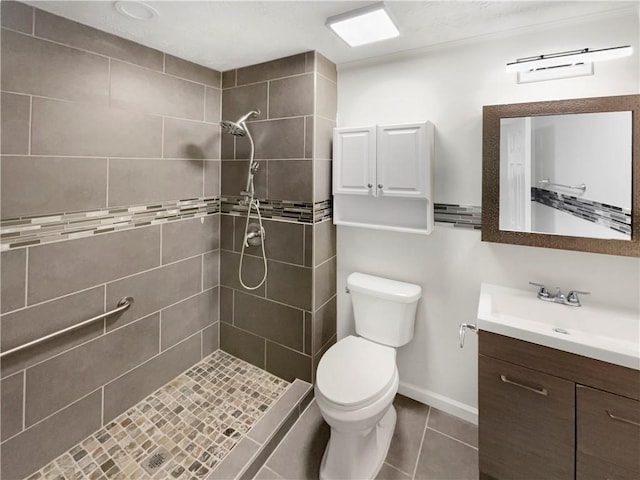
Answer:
[326,2,399,48]
[114,1,158,20]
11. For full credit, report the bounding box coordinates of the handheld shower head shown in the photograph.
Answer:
[220,110,261,136]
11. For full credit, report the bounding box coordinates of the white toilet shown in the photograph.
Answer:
[315,272,422,480]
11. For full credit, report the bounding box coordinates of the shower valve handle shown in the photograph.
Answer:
[367,183,373,188]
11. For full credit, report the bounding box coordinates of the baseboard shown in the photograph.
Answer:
[398,381,478,425]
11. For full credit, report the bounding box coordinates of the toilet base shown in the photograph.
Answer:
[319,405,397,480]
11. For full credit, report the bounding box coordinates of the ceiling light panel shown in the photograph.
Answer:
[326,2,399,47]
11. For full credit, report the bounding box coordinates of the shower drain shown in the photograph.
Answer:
[141,447,171,475]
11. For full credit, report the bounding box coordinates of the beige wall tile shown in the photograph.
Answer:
[1,156,107,218]
[105,256,202,330]
[222,70,236,88]
[27,226,160,304]
[204,160,221,197]
[222,83,268,124]
[203,250,220,290]
[202,323,219,357]
[266,260,312,310]
[316,74,337,121]
[1,29,109,104]
[266,341,311,382]
[0,93,30,155]
[161,288,218,350]
[1,286,104,353]
[316,52,338,82]
[0,391,101,480]
[234,292,304,351]
[31,97,162,157]
[165,54,221,87]
[238,117,305,159]
[25,313,159,425]
[313,257,336,310]
[267,160,313,202]
[108,158,203,206]
[103,333,200,421]
[1,372,24,441]
[220,323,265,369]
[163,117,220,159]
[1,249,25,313]
[1,1,33,33]
[237,53,306,85]
[110,60,204,120]
[34,10,164,71]
[205,86,222,123]
[162,215,219,264]
[269,74,313,119]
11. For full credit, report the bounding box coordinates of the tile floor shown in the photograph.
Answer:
[255,395,479,480]
[25,351,289,480]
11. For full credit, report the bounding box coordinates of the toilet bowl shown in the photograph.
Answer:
[316,336,399,480]
[315,273,422,480]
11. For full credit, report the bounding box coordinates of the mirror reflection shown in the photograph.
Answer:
[499,111,632,240]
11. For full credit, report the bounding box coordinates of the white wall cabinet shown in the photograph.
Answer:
[333,121,434,234]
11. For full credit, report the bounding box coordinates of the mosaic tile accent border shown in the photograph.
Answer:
[220,196,333,224]
[532,188,631,236]
[434,203,482,229]
[1,198,220,251]
[27,350,289,480]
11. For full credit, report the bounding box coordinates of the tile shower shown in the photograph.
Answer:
[0,1,337,478]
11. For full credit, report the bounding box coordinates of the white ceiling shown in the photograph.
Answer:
[27,1,636,72]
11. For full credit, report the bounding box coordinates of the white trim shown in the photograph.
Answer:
[398,381,478,425]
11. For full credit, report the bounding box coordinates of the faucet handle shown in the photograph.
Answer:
[567,290,590,306]
[529,281,550,298]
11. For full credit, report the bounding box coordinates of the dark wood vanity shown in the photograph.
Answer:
[478,331,640,479]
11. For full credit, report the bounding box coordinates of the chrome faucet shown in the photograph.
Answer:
[529,282,589,307]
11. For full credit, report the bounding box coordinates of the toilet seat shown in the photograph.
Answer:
[316,336,396,410]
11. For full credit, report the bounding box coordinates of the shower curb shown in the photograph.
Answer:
[206,379,314,480]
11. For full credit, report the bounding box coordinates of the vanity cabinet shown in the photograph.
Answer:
[332,122,435,234]
[479,331,640,480]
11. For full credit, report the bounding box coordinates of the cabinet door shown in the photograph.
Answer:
[479,355,575,480]
[333,126,376,196]
[376,122,430,198]
[576,385,640,476]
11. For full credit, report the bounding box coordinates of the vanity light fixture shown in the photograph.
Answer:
[326,2,399,47]
[507,45,632,83]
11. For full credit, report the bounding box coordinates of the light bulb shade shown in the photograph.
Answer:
[326,2,399,47]
[506,45,633,73]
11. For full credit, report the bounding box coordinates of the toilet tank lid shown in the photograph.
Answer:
[347,272,421,303]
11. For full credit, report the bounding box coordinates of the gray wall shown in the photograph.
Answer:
[219,52,337,383]
[0,2,221,477]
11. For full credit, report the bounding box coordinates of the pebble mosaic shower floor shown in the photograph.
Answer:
[25,351,289,480]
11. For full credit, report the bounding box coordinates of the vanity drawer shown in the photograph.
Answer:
[576,385,640,474]
[479,331,640,400]
[479,355,575,479]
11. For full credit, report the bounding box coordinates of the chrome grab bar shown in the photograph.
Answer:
[0,297,133,359]
[538,178,586,192]
[500,375,549,396]
[606,410,640,428]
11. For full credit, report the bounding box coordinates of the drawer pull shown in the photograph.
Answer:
[500,375,548,396]
[606,410,640,427]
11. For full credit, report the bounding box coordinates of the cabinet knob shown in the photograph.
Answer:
[367,184,373,188]
[378,184,383,189]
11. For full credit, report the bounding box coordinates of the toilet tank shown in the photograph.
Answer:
[347,272,422,347]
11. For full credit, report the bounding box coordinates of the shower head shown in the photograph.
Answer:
[220,110,261,136]
[220,120,247,136]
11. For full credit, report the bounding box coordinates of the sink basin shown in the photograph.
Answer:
[477,283,640,370]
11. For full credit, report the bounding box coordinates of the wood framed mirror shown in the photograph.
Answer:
[482,94,639,257]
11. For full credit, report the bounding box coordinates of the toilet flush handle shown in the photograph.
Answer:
[459,323,478,348]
